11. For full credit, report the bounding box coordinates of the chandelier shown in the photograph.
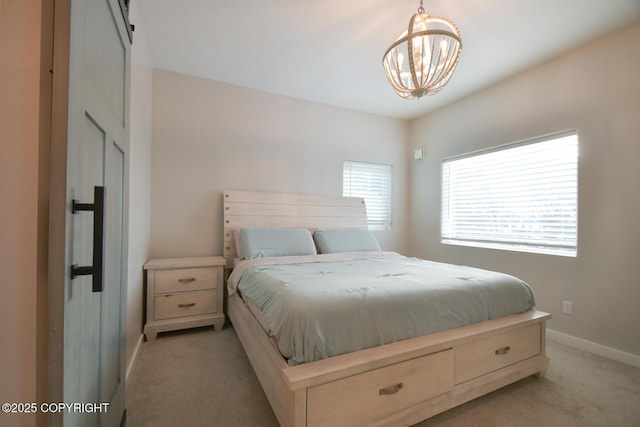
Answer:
[383,0,462,99]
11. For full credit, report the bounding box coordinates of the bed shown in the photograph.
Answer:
[223,190,550,427]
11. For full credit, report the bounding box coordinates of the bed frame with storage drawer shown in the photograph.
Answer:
[223,190,550,427]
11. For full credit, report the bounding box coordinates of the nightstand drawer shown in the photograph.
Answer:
[154,267,217,294]
[154,290,217,320]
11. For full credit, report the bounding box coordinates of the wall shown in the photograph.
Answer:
[0,0,44,425]
[150,69,410,258]
[126,1,153,379]
[409,23,640,360]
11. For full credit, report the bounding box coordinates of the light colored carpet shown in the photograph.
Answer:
[126,326,640,427]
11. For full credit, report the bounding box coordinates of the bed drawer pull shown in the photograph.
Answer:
[178,277,196,284]
[379,382,403,395]
[495,346,511,355]
[178,303,196,308]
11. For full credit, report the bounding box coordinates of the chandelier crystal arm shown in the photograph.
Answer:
[407,13,420,93]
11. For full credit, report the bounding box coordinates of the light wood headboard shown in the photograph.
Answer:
[222,190,367,267]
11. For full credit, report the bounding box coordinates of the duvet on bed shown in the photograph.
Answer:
[227,252,535,365]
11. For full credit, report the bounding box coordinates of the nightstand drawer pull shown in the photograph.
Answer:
[178,277,196,284]
[178,303,196,308]
[495,346,511,355]
[379,382,403,395]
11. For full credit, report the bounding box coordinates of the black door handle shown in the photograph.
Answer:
[70,186,104,292]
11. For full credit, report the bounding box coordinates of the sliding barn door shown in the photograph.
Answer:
[63,0,131,425]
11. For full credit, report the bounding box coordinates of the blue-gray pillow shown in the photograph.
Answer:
[239,228,317,259]
[313,228,381,254]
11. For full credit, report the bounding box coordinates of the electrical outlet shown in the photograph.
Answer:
[562,300,573,314]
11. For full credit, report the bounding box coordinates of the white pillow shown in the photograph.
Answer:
[240,228,317,259]
[313,228,381,254]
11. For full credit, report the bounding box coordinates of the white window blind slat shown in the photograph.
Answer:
[343,161,392,230]
[442,131,578,257]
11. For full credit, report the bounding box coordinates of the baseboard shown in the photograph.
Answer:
[547,328,640,368]
[126,333,144,387]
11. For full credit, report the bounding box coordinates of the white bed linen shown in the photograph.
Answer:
[228,252,535,365]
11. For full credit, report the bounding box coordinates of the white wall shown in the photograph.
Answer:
[409,23,640,358]
[126,2,153,378]
[0,1,43,425]
[150,69,410,258]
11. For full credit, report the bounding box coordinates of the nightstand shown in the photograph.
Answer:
[143,256,226,341]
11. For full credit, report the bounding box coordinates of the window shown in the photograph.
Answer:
[441,131,578,257]
[343,161,392,230]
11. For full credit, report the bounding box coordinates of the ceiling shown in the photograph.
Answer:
[136,0,640,120]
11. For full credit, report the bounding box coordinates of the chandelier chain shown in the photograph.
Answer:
[418,0,425,14]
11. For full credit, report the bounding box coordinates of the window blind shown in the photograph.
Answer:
[343,161,392,230]
[442,131,578,257]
